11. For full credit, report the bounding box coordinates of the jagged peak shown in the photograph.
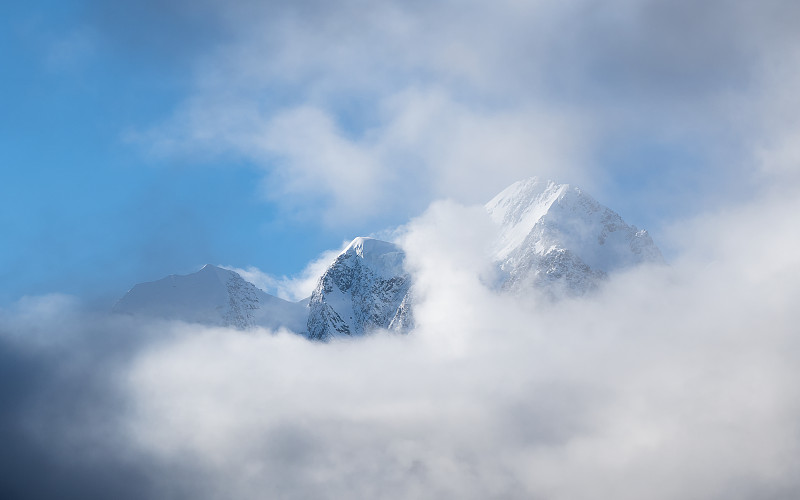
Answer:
[336,237,406,279]
[307,236,410,340]
[487,177,663,275]
[115,175,664,337]
[342,237,402,258]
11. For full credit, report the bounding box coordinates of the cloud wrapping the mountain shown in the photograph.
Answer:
[2,185,800,499]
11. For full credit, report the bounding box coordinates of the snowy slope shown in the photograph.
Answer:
[113,264,307,331]
[486,177,664,297]
[113,177,663,336]
[306,237,411,341]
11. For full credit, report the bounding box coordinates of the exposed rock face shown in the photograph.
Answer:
[306,237,411,341]
[388,289,415,333]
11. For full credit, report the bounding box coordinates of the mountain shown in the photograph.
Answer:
[306,237,411,341]
[113,177,663,338]
[486,177,664,297]
[113,264,307,331]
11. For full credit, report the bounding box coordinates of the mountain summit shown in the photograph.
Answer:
[114,177,663,338]
[486,177,663,297]
[306,237,411,341]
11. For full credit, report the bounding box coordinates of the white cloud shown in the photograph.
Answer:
[37,186,793,499]
[141,87,588,226]
[127,0,800,232]
[222,240,348,301]
[3,185,800,498]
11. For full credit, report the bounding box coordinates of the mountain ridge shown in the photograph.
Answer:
[113,264,307,331]
[114,177,664,338]
[306,237,411,341]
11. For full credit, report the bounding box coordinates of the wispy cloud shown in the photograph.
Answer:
[118,0,800,230]
[222,240,349,301]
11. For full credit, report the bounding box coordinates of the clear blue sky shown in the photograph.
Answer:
[3,0,798,306]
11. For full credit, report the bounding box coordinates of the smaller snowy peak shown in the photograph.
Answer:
[114,264,306,331]
[343,236,398,257]
[307,237,411,341]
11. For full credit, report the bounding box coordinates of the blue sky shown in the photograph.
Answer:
[0,1,364,304]
[3,0,800,305]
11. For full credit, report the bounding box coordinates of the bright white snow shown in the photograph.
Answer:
[114,178,665,335]
[486,177,664,296]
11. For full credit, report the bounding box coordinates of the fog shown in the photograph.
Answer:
[2,187,799,499]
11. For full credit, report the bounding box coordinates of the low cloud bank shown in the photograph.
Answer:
[2,191,800,499]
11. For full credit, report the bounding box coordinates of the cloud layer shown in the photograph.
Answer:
[2,184,799,499]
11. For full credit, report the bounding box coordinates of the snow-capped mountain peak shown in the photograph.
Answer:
[306,237,411,341]
[486,177,664,297]
[114,176,664,337]
[343,236,392,255]
[340,237,406,278]
[113,264,306,331]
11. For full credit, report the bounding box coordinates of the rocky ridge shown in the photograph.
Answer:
[114,177,664,339]
[306,237,411,341]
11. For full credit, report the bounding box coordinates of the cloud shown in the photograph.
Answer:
[0,298,160,499]
[3,183,800,499]
[140,87,587,226]
[121,0,800,231]
[121,191,800,499]
[222,241,349,301]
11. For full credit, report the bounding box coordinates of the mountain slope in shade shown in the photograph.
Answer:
[113,264,307,331]
[486,177,664,297]
[306,237,411,341]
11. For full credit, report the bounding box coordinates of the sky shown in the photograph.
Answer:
[2,1,800,498]
[4,0,799,306]
[1,0,375,304]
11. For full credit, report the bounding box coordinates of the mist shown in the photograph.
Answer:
[2,184,799,499]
